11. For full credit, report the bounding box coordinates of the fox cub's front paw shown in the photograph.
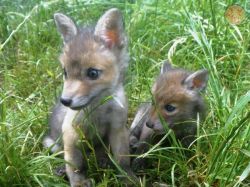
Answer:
[71,178,92,187]
[131,157,146,171]
[69,172,93,187]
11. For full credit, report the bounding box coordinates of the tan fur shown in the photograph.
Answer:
[150,70,195,126]
[43,9,135,187]
[60,43,118,100]
[130,61,208,170]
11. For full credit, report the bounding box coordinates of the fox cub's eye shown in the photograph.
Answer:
[87,68,101,80]
[63,68,68,78]
[164,104,176,112]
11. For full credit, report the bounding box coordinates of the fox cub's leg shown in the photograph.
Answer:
[43,102,67,153]
[109,125,138,185]
[131,124,154,170]
[109,125,130,170]
[129,103,151,152]
[109,108,136,181]
[62,109,91,187]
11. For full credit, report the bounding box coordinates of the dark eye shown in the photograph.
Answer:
[164,104,176,112]
[86,68,101,80]
[63,68,67,78]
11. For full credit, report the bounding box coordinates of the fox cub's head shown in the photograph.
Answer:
[146,61,209,138]
[54,9,128,110]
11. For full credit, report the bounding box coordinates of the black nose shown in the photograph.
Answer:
[60,97,72,107]
[146,121,154,128]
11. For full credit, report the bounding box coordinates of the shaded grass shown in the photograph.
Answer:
[0,0,250,186]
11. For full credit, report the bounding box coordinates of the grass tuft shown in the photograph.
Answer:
[0,0,249,186]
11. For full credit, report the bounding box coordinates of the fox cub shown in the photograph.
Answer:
[130,61,208,167]
[43,9,133,187]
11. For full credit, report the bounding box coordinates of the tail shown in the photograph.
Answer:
[43,135,62,153]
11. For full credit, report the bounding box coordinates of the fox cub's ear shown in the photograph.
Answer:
[184,69,209,92]
[160,60,173,74]
[95,8,125,48]
[54,13,77,43]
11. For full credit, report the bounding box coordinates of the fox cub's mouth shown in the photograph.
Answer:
[60,95,95,110]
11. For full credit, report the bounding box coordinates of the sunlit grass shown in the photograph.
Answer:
[0,0,250,186]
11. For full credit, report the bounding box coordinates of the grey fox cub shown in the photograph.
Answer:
[43,9,134,187]
[130,61,208,168]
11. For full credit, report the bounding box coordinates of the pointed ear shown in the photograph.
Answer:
[184,69,209,92]
[94,8,125,48]
[160,60,173,74]
[54,13,77,43]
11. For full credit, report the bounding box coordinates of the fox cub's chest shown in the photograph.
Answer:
[71,103,114,140]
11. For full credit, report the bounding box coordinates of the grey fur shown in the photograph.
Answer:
[130,64,209,170]
[129,103,151,150]
[43,8,135,187]
[54,13,77,43]
[43,102,66,153]
[160,60,173,74]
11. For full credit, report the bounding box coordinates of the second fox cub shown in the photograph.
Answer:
[43,9,134,187]
[130,61,208,165]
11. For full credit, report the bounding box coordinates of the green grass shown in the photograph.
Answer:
[0,0,250,186]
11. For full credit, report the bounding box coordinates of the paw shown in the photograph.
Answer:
[129,135,139,147]
[131,158,145,171]
[129,136,140,154]
[127,170,139,186]
[69,171,93,187]
[120,174,138,187]
[81,179,92,187]
[98,157,110,168]
[71,179,93,187]
[54,165,66,177]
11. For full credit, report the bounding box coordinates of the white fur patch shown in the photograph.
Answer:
[112,86,126,108]
[130,106,150,130]
[62,108,79,132]
[113,95,124,108]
